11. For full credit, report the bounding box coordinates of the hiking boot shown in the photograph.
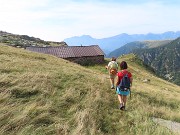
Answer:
[111,85,115,89]
[122,106,125,110]
[119,104,126,111]
[119,103,123,110]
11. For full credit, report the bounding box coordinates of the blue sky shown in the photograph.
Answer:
[0,0,180,41]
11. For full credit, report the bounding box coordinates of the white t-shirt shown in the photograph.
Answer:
[108,61,118,70]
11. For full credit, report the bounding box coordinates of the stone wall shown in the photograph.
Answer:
[66,55,104,65]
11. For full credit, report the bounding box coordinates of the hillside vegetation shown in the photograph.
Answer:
[108,37,180,86]
[134,37,180,86]
[0,31,67,48]
[0,44,180,135]
[107,40,171,58]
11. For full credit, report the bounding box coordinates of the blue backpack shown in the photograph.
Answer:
[118,72,131,91]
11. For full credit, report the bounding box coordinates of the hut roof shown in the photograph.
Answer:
[26,45,104,58]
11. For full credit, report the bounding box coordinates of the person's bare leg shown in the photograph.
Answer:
[122,96,127,110]
[118,94,124,109]
[110,78,114,88]
[118,94,123,104]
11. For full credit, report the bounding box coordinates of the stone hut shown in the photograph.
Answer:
[26,45,105,65]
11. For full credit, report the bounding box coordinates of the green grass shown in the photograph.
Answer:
[0,44,180,135]
[143,40,171,48]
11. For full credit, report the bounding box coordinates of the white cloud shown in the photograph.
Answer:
[0,0,180,41]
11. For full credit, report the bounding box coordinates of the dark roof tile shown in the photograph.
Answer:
[26,45,104,58]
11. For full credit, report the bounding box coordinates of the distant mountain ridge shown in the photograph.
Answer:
[64,31,180,54]
[107,40,172,58]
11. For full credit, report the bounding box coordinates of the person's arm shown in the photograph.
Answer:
[106,62,112,70]
[116,74,120,86]
[107,62,111,69]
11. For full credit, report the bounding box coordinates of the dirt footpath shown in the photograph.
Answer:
[153,117,180,134]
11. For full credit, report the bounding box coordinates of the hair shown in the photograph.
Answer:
[120,61,128,70]
[111,57,116,61]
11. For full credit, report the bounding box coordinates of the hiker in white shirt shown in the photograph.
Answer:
[106,57,118,89]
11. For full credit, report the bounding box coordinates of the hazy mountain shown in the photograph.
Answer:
[64,31,180,54]
[107,40,172,58]
[134,37,180,85]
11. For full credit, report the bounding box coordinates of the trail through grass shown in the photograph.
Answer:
[0,44,179,135]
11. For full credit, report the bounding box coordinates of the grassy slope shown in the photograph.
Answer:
[142,40,171,48]
[0,44,179,135]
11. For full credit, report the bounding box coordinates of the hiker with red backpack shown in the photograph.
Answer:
[105,57,118,89]
[116,61,133,110]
